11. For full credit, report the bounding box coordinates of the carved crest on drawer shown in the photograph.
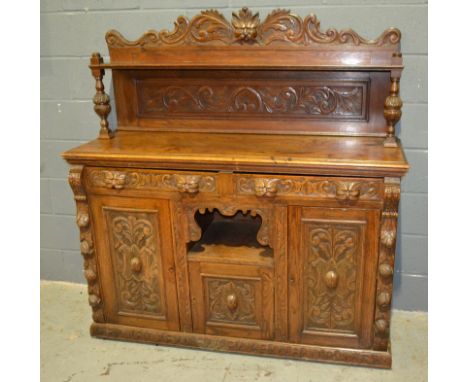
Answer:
[237,177,381,201]
[88,169,216,194]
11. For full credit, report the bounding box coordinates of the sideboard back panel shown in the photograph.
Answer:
[113,69,389,136]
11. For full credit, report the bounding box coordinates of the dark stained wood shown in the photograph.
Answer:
[63,7,409,368]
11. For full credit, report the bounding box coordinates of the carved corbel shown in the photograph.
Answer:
[373,177,400,351]
[383,77,402,147]
[68,165,105,323]
[90,52,113,139]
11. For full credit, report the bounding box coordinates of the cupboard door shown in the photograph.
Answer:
[90,195,179,331]
[288,207,379,348]
[189,262,274,340]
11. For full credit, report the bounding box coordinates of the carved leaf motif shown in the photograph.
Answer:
[107,210,164,316]
[306,223,359,331]
[237,177,380,201]
[88,169,216,193]
[207,279,257,325]
[106,8,401,47]
[138,84,364,119]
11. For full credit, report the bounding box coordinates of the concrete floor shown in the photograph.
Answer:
[41,281,427,382]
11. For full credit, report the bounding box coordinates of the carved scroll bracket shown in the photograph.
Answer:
[373,177,400,350]
[90,52,113,140]
[183,205,273,249]
[383,77,402,148]
[68,165,105,323]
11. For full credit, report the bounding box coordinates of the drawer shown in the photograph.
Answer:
[234,174,383,203]
[188,261,274,340]
[85,167,218,196]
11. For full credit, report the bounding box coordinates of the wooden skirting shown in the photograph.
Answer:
[90,323,392,368]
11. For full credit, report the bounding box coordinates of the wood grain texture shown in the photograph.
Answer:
[64,6,409,368]
[63,132,408,178]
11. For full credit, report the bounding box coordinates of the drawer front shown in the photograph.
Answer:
[235,174,383,203]
[85,167,218,196]
[288,206,380,349]
[89,195,179,331]
[189,262,274,340]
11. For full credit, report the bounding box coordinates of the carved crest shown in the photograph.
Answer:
[106,7,401,48]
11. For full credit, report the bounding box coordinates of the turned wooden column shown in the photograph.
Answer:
[90,52,113,139]
[383,77,402,147]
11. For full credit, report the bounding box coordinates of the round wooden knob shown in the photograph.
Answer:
[379,263,393,278]
[130,257,142,273]
[226,293,238,312]
[324,270,339,289]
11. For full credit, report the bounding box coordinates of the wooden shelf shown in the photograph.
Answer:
[188,220,273,267]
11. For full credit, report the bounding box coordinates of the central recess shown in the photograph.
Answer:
[188,210,273,264]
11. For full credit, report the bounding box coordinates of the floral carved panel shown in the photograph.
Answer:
[304,222,362,332]
[105,208,166,318]
[136,81,367,120]
[205,278,258,326]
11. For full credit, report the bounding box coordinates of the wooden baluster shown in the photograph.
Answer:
[90,52,113,139]
[383,77,402,147]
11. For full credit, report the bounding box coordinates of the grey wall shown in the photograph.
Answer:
[40,0,428,311]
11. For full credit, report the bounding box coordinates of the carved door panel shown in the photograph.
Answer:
[189,262,274,340]
[90,195,179,331]
[288,207,379,348]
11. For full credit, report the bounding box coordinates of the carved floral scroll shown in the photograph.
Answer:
[237,177,381,202]
[137,83,366,119]
[305,222,360,331]
[106,8,401,48]
[88,169,216,194]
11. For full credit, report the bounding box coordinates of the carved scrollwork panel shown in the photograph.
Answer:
[106,8,401,48]
[304,222,361,332]
[87,169,216,194]
[105,208,166,317]
[137,82,366,120]
[237,176,381,202]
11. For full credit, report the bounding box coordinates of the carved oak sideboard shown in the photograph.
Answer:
[62,8,409,368]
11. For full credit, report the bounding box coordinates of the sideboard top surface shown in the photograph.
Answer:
[63,131,408,177]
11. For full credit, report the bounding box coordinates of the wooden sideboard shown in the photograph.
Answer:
[63,8,409,368]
